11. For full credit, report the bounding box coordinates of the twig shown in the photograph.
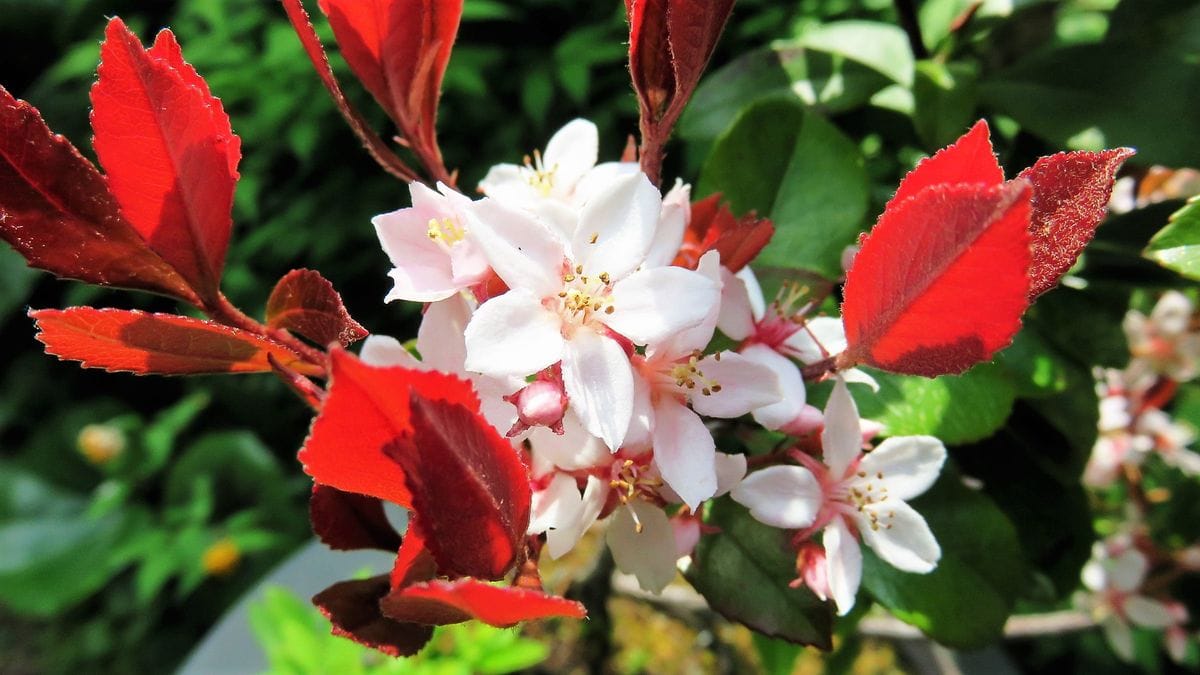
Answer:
[893,0,930,60]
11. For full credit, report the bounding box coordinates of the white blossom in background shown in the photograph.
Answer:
[731,378,945,614]
[1123,290,1200,381]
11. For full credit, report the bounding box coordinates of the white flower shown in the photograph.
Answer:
[462,171,720,450]
[731,378,946,614]
[1124,291,1200,381]
[372,182,490,303]
[528,473,606,560]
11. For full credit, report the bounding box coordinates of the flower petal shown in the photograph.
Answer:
[859,499,941,574]
[547,476,605,559]
[572,171,660,279]
[782,316,848,364]
[717,267,758,341]
[738,345,807,430]
[528,412,612,471]
[359,335,420,368]
[689,350,783,418]
[605,266,720,346]
[374,207,458,303]
[737,267,766,323]
[857,436,946,502]
[607,501,678,594]
[1124,595,1176,628]
[561,329,634,450]
[821,377,863,478]
[416,294,472,374]
[644,180,691,268]
[529,473,582,535]
[478,163,538,205]
[464,289,564,377]
[623,370,656,453]
[714,452,747,497]
[731,466,822,529]
[466,198,566,296]
[542,118,599,196]
[1103,617,1135,661]
[825,517,862,616]
[652,397,717,510]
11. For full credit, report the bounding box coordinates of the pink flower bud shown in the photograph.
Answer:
[791,542,831,602]
[505,378,568,437]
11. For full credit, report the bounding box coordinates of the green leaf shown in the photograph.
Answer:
[698,98,869,278]
[688,497,833,648]
[861,467,1025,648]
[0,244,39,320]
[852,363,1017,445]
[164,430,285,510]
[912,60,979,149]
[1145,197,1200,280]
[141,392,210,476]
[996,329,1072,398]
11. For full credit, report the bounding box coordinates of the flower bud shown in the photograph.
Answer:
[791,542,831,602]
[201,537,241,576]
[77,424,126,466]
[505,378,568,437]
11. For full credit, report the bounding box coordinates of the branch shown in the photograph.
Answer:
[893,0,930,60]
[857,610,1095,640]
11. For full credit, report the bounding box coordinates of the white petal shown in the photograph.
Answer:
[416,295,472,374]
[649,250,724,359]
[466,198,566,296]
[474,375,522,436]
[528,412,611,470]
[783,316,849,364]
[605,266,720,345]
[859,500,941,574]
[607,501,678,594]
[622,370,656,453]
[359,335,420,368]
[825,518,862,616]
[478,163,539,204]
[821,377,863,478]
[714,452,747,497]
[373,208,458,303]
[572,161,640,207]
[737,345,808,430]
[1110,548,1149,593]
[561,330,634,451]
[717,266,758,341]
[689,351,783,418]
[546,475,606,559]
[736,266,766,323]
[1124,595,1176,628]
[572,171,660,279]
[529,473,583,535]
[1103,617,1135,661]
[841,367,880,392]
[542,119,599,195]
[464,290,564,377]
[731,466,822,529]
[652,397,717,510]
[858,436,946,502]
[643,179,690,268]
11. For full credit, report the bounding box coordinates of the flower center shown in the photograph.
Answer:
[426,216,466,247]
[523,149,557,197]
[842,470,895,532]
[668,353,722,397]
[554,263,615,323]
[609,458,662,531]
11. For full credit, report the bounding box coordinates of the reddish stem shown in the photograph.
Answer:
[205,293,328,375]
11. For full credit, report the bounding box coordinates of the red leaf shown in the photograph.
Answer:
[319,0,462,166]
[312,575,433,657]
[30,307,311,375]
[887,120,1004,210]
[390,516,438,589]
[297,349,478,514]
[396,392,531,580]
[310,484,402,552]
[674,194,773,272]
[267,269,368,347]
[0,86,198,304]
[1018,148,1135,299]
[91,18,239,303]
[841,181,1033,376]
[381,578,587,628]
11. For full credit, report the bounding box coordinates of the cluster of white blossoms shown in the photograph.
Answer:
[368,119,947,604]
[1086,291,1200,487]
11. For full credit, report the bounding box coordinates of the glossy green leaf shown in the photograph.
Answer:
[861,467,1025,649]
[1145,197,1200,280]
[698,98,868,278]
[852,362,1017,445]
[912,60,979,149]
[689,497,833,648]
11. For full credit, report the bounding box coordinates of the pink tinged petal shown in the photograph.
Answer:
[737,345,807,430]
[783,316,848,364]
[464,289,564,377]
[607,501,678,594]
[572,171,661,280]
[644,179,691,268]
[780,404,825,436]
[547,476,606,559]
[561,330,634,451]
[731,466,822,529]
[825,517,863,616]
[465,198,565,296]
[652,397,718,510]
[528,412,611,471]
[737,267,766,323]
[713,452,747,497]
[858,500,941,574]
[1124,596,1176,629]
[374,210,458,303]
[857,436,946,502]
[822,378,864,478]
[717,266,757,341]
[672,516,701,558]
[359,335,420,368]
[689,351,783,418]
[416,295,472,374]
[448,239,491,286]
[542,118,599,195]
[649,251,724,359]
[1103,617,1135,661]
[605,266,720,346]
[529,473,583,535]
[623,370,656,453]
[1166,625,1189,663]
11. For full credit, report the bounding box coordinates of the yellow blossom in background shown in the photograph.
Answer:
[77,424,126,466]
[202,538,241,576]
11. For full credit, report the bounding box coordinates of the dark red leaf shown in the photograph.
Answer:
[393,392,531,580]
[312,575,433,657]
[91,18,239,303]
[0,86,199,304]
[279,0,418,182]
[297,349,478,513]
[888,120,1004,210]
[267,269,368,347]
[1018,148,1135,299]
[30,307,312,375]
[381,578,587,628]
[841,182,1033,377]
[674,193,773,272]
[310,484,402,552]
